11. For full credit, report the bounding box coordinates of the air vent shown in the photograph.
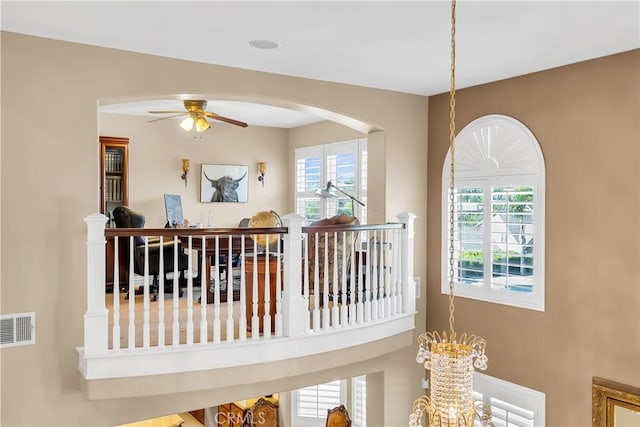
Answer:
[0,312,35,348]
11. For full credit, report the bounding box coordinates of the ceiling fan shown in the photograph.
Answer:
[148,100,248,132]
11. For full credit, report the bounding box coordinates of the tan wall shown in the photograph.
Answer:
[427,49,640,426]
[0,32,427,427]
[100,113,289,227]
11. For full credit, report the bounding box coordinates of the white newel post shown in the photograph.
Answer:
[84,213,109,355]
[397,212,417,314]
[281,213,307,336]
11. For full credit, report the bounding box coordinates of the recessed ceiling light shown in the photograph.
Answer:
[249,39,280,50]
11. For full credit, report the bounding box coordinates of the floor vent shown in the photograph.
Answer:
[0,312,36,348]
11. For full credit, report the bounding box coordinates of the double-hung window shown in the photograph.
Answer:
[295,139,367,223]
[442,115,545,311]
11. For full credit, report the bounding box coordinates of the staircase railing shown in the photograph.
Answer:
[82,213,416,359]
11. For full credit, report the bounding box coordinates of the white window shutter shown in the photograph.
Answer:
[352,375,367,427]
[473,372,545,427]
[294,380,344,426]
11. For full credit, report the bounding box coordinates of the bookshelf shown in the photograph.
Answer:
[100,136,129,219]
[100,136,129,292]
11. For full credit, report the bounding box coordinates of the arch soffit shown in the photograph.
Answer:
[98,93,384,135]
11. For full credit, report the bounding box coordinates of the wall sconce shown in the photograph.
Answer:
[257,161,266,187]
[181,159,190,186]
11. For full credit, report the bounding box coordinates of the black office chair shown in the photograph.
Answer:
[112,206,189,300]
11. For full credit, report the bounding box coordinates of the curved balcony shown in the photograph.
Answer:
[77,213,417,399]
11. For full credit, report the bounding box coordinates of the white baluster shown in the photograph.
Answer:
[172,236,180,346]
[83,213,108,356]
[348,231,356,327]
[313,232,320,331]
[200,235,208,345]
[128,236,135,349]
[213,236,221,343]
[263,238,271,339]
[275,236,282,337]
[331,231,339,328]
[364,232,372,323]
[398,212,417,314]
[303,234,311,334]
[143,239,150,348]
[186,236,194,345]
[382,230,390,318]
[340,231,348,327]
[356,232,364,325]
[112,235,120,350]
[389,229,396,316]
[158,236,165,347]
[251,240,259,338]
[238,236,247,341]
[322,232,330,330]
[226,235,234,341]
[375,230,382,320]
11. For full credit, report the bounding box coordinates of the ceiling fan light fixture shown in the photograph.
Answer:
[180,116,194,131]
[149,99,247,131]
[195,116,211,132]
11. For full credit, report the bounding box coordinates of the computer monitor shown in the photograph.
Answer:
[164,194,184,227]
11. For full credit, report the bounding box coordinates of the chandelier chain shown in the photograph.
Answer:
[410,1,492,424]
[448,0,457,339]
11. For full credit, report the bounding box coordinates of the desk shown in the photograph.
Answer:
[180,234,255,303]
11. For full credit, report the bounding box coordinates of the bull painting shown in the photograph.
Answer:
[200,164,249,203]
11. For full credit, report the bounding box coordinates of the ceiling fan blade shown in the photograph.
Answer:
[204,112,248,128]
[148,110,187,114]
[148,113,187,122]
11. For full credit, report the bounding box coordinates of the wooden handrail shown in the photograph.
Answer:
[105,223,403,237]
[105,227,289,237]
[302,223,404,233]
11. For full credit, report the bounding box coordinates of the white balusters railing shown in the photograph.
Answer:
[82,212,416,362]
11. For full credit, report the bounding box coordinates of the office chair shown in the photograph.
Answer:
[112,206,189,300]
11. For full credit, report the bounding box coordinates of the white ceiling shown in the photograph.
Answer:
[2,1,639,128]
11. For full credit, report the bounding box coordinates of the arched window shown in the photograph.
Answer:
[442,114,545,311]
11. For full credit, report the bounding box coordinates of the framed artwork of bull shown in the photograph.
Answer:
[200,164,249,203]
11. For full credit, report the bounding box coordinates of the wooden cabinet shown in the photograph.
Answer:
[100,136,129,291]
[189,409,205,425]
[217,403,246,427]
[100,136,129,217]
[245,255,282,333]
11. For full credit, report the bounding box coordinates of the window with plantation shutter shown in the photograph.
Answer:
[295,139,367,223]
[293,380,345,426]
[296,149,323,222]
[351,375,367,427]
[473,373,545,427]
[442,115,545,311]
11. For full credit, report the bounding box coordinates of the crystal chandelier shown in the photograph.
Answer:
[409,1,492,426]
